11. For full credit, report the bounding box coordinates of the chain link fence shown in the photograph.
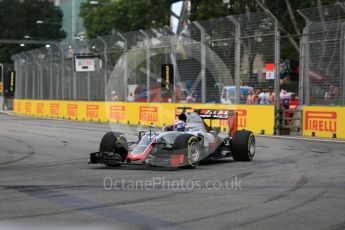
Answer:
[299,3,345,106]
[10,9,277,106]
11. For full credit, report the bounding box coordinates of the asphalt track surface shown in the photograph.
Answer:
[0,112,345,230]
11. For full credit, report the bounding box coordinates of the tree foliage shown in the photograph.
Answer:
[190,0,339,60]
[80,0,341,60]
[0,0,66,63]
[80,0,171,38]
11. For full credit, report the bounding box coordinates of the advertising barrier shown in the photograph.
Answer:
[13,100,275,135]
[303,106,345,139]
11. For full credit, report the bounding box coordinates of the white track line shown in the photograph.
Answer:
[256,134,345,143]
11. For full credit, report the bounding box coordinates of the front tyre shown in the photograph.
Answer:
[100,132,128,167]
[231,130,255,161]
[173,134,201,169]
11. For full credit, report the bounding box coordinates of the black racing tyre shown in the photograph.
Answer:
[231,130,255,161]
[173,134,201,169]
[100,132,128,167]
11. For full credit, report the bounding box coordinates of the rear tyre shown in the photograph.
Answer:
[231,130,255,161]
[173,134,200,169]
[100,132,128,167]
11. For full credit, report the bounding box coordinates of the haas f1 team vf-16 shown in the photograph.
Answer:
[89,108,256,169]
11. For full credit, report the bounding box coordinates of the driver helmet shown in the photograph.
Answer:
[178,113,187,122]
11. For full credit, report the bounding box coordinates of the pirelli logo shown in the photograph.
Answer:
[50,103,59,116]
[305,111,337,132]
[140,106,158,122]
[110,106,125,120]
[219,109,247,128]
[25,102,31,113]
[67,104,78,117]
[36,103,44,115]
[87,105,99,118]
[16,101,22,113]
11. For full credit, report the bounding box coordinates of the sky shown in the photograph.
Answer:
[171,1,183,33]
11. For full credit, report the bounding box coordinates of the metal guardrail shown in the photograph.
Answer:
[275,108,303,135]
[11,11,279,105]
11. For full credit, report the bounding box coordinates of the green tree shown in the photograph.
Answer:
[80,0,171,38]
[190,0,339,60]
[0,0,66,63]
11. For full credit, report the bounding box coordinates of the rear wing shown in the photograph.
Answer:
[196,109,238,136]
[176,107,238,136]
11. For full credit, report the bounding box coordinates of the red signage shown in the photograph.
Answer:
[305,111,337,132]
[25,102,31,113]
[50,103,59,116]
[67,104,78,117]
[140,106,158,122]
[110,106,125,120]
[36,103,44,115]
[87,105,99,118]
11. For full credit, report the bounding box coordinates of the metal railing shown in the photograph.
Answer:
[299,3,345,106]
[11,3,345,107]
[12,10,279,106]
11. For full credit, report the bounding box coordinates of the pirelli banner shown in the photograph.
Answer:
[303,106,345,139]
[13,100,275,135]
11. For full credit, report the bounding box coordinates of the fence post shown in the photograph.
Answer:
[299,31,305,105]
[263,9,281,111]
[303,25,310,106]
[48,48,54,100]
[11,56,19,99]
[193,21,206,103]
[97,36,108,101]
[37,51,44,100]
[261,9,282,134]
[34,50,43,100]
[85,45,91,101]
[337,3,345,105]
[53,44,64,100]
[16,54,25,99]
[140,30,151,102]
[28,51,37,100]
[71,44,77,100]
[342,22,345,105]
[21,53,30,99]
[170,35,178,103]
[228,16,241,104]
[56,45,65,100]
[297,10,311,106]
[117,33,128,102]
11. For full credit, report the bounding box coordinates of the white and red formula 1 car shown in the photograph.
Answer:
[89,107,255,169]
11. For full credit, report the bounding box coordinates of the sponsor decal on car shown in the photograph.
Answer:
[199,109,230,119]
[305,111,337,133]
[140,106,158,122]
